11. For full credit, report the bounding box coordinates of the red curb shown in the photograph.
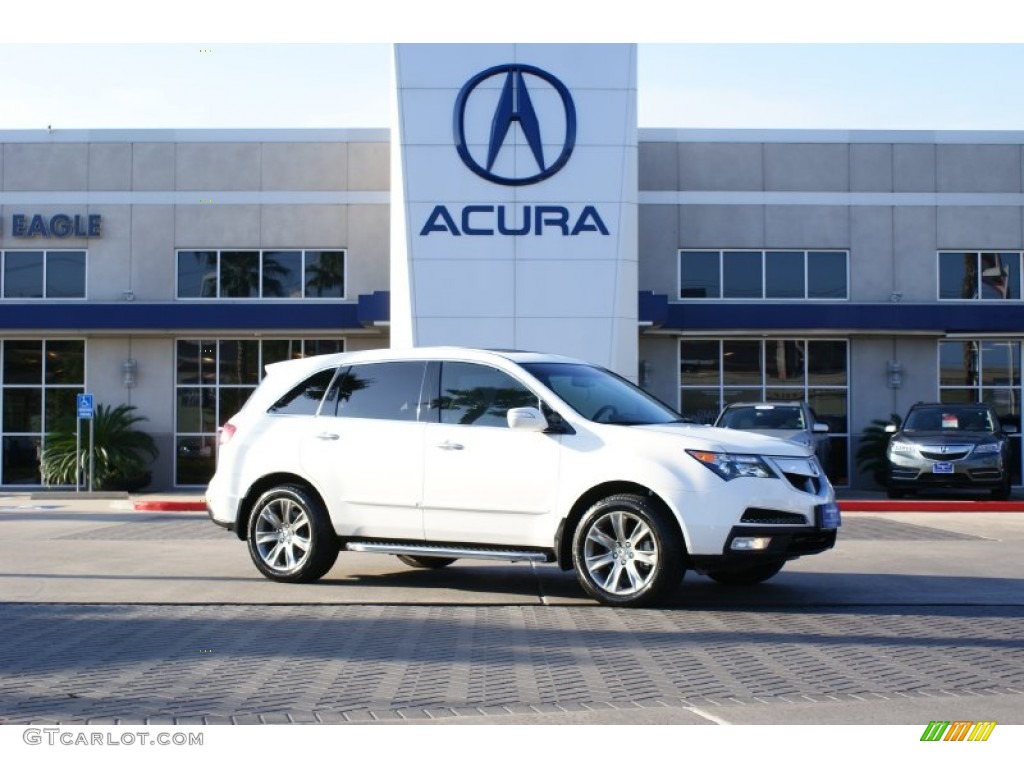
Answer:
[839,500,1024,513]
[133,500,207,512]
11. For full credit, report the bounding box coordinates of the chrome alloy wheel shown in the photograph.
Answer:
[253,496,313,574]
[582,509,659,596]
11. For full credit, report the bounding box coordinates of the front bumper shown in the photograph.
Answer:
[690,521,838,573]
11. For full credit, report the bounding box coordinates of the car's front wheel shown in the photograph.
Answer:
[247,485,339,583]
[571,494,684,607]
[706,561,785,586]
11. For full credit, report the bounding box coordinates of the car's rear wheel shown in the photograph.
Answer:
[706,561,785,586]
[571,494,683,607]
[247,485,339,583]
[397,555,457,569]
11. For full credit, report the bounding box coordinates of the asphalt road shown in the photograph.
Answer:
[0,495,1022,727]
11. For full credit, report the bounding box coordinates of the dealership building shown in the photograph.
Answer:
[2,43,1024,490]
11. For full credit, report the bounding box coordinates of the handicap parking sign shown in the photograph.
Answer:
[77,393,95,420]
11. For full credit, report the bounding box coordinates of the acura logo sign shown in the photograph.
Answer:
[454,64,577,186]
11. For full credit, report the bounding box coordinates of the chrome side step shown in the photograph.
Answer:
[344,541,552,563]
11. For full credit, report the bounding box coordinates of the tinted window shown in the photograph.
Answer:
[807,251,847,298]
[679,251,720,298]
[328,361,427,421]
[438,362,538,427]
[268,368,337,416]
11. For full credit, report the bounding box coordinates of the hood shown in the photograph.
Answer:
[632,423,814,457]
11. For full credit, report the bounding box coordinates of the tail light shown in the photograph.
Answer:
[218,422,237,446]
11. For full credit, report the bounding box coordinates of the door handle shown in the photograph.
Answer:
[436,441,464,451]
[317,432,340,441]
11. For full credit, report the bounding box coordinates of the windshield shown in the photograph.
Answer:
[904,407,995,432]
[521,362,683,425]
[719,405,806,430]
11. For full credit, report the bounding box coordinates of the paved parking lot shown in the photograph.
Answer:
[0,495,1022,725]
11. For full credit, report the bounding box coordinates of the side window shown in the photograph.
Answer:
[327,361,427,421]
[438,362,539,427]
[268,368,338,415]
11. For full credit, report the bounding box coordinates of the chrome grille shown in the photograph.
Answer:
[920,444,972,462]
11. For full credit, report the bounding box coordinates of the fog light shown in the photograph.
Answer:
[731,537,772,551]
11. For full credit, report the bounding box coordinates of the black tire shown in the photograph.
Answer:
[886,486,906,499]
[397,555,457,569]
[246,484,339,583]
[571,493,684,607]
[706,561,785,586]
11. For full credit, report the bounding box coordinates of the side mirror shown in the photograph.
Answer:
[507,407,549,432]
[884,424,898,434]
[812,422,829,434]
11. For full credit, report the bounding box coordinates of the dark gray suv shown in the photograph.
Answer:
[885,403,1015,499]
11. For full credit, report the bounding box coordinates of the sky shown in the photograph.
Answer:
[3,2,1024,132]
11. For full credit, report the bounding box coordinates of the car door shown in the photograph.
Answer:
[299,360,430,540]
[421,360,561,546]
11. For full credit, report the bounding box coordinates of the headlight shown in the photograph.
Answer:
[889,441,916,454]
[687,450,776,481]
[973,442,1002,454]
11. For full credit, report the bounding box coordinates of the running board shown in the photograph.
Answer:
[344,541,552,563]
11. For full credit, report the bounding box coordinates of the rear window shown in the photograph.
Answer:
[268,368,338,416]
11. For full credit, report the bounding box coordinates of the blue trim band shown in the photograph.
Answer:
[639,291,1024,334]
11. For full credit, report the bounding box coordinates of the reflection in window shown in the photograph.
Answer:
[939,252,1021,300]
[438,362,538,427]
[2,251,87,299]
[177,249,346,299]
[269,368,337,416]
[679,250,847,300]
[331,362,425,421]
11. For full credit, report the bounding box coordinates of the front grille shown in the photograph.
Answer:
[919,444,972,462]
[741,508,808,525]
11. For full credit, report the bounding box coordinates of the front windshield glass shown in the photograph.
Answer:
[520,362,683,425]
[719,405,806,430]
[904,407,995,432]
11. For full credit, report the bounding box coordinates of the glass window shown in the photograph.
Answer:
[3,436,41,485]
[807,251,847,299]
[807,340,847,386]
[45,251,86,298]
[981,341,1021,388]
[765,251,804,298]
[219,251,260,298]
[939,252,974,299]
[680,340,720,386]
[722,340,762,387]
[305,251,346,298]
[939,341,979,388]
[332,362,426,421]
[3,388,42,432]
[218,340,260,385]
[4,341,43,384]
[176,436,217,486]
[679,251,720,299]
[979,252,1019,300]
[269,368,338,416]
[678,388,721,425]
[4,251,43,298]
[45,340,85,384]
[439,362,539,426]
[722,251,762,299]
[177,251,218,298]
[765,340,805,385]
[262,251,303,298]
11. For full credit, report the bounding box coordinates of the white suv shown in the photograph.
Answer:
[206,347,839,607]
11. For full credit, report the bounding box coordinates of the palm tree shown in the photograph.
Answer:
[855,413,901,488]
[40,404,159,491]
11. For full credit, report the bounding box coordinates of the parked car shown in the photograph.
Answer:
[714,402,831,470]
[206,348,839,607]
[885,402,1016,499]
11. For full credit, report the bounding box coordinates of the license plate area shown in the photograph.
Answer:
[816,502,841,530]
[932,462,954,474]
